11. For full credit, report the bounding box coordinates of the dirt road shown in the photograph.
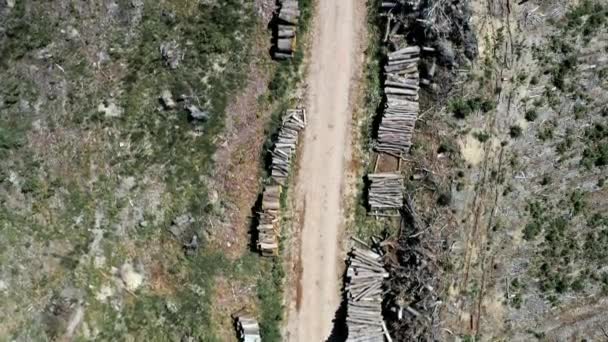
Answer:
[286,0,364,341]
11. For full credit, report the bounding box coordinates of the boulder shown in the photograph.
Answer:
[186,105,209,121]
[169,214,193,239]
[160,41,182,69]
[160,89,176,109]
[97,101,123,118]
[119,263,144,291]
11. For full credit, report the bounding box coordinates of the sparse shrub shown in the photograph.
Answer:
[556,130,574,155]
[438,140,459,154]
[474,131,491,143]
[450,96,495,118]
[570,190,586,215]
[450,98,473,119]
[573,103,587,120]
[437,191,452,206]
[0,125,25,151]
[517,72,527,83]
[481,99,497,112]
[540,175,552,186]
[525,109,538,122]
[503,184,513,196]
[538,125,554,141]
[509,125,523,138]
[523,221,542,240]
[581,122,608,167]
[530,75,539,85]
[510,154,520,168]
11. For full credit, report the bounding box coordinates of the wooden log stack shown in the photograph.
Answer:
[257,184,281,256]
[273,0,300,59]
[368,173,403,211]
[346,246,390,342]
[376,46,420,157]
[270,108,306,185]
[236,316,261,342]
[257,108,306,256]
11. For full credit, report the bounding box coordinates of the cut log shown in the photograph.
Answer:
[345,244,387,342]
[277,38,294,52]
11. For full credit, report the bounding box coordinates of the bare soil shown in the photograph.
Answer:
[285,0,366,340]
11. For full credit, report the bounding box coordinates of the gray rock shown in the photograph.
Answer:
[36,46,53,60]
[168,214,193,239]
[97,51,111,66]
[165,299,178,314]
[186,105,209,121]
[159,41,182,69]
[98,101,123,118]
[209,189,219,205]
[160,89,176,109]
[66,26,80,41]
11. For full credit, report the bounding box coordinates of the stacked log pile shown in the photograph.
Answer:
[257,185,281,256]
[376,46,420,157]
[270,108,306,185]
[346,245,391,342]
[368,173,403,211]
[273,0,300,59]
[236,316,261,342]
[257,108,306,256]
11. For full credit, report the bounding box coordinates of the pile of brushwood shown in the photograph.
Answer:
[380,0,477,95]
[382,198,443,340]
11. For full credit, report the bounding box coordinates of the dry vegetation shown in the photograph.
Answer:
[352,0,608,341]
[0,0,313,340]
[418,0,608,340]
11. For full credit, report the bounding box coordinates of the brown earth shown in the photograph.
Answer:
[285,0,366,340]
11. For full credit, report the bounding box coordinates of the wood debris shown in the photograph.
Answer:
[257,108,306,256]
[270,108,306,185]
[236,316,261,342]
[368,172,404,211]
[273,0,300,59]
[376,45,420,157]
[345,244,392,342]
[384,200,442,340]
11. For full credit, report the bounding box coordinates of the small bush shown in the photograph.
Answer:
[570,190,586,216]
[437,191,452,206]
[0,125,24,151]
[474,131,491,143]
[450,96,496,118]
[530,75,539,85]
[525,109,538,122]
[523,221,542,240]
[509,125,523,138]
[517,72,528,83]
[450,98,473,119]
[538,125,554,141]
[438,140,459,154]
[481,99,497,112]
[573,103,587,120]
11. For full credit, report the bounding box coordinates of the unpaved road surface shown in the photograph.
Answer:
[286,0,364,341]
